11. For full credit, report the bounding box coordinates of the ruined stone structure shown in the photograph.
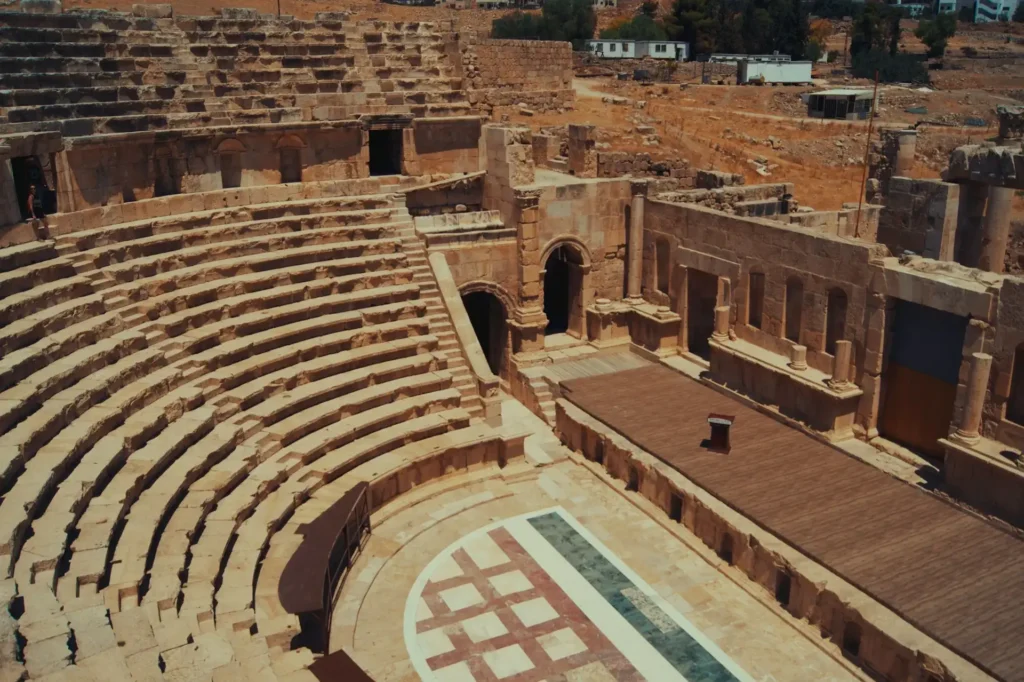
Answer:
[1,6,1022,682]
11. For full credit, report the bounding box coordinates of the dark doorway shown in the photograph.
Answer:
[11,156,52,220]
[825,287,848,355]
[280,148,302,184]
[368,129,403,176]
[626,466,639,492]
[879,300,967,457]
[842,622,861,659]
[718,533,734,565]
[669,494,683,522]
[461,291,507,378]
[543,245,585,336]
[687,269,718,360]
[220,153,241,189]
[775,570,791,607]
[154,155,179,197]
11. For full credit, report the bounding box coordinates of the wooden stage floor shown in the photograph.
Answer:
[561,365,1024,682]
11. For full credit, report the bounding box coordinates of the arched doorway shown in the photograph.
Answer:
[461,290,508,378]
[543,244,586,337]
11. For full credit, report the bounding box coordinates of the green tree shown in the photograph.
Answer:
[492,11,540,39]
[539,0,598,48]
[851,2,902,56]
[915,12,957,57]
[600,14,668,39]
[665,0,719,54]
[852,47,929,82]
[639,0,660,18]
[740,1,773,54]
[1013,2,1024,21]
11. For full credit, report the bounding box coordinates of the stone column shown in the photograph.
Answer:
[953,352,993,445]
[567,124,596,178]
[978,186,1013,274]
[788,344,808,371]
[893,129,917,178]
[828,340,853,389]
[627,194,644,301]
[510,188,547,354]
[712,305,730,341]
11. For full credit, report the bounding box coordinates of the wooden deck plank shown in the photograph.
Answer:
[561,365,1024,682]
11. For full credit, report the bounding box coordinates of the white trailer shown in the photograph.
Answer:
[737,60,812,85]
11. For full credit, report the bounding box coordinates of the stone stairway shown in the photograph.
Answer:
[397,221,483,417]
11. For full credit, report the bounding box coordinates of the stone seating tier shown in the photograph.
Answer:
[0,12,468,137]
[0,185,509,680]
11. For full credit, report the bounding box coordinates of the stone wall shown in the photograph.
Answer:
[460,36,575,115]
[408,117,482,175]
[536,177,632,303]
[596,152,695,184]
[642,199,891,430]
[55,120,483,211]
[441,241,520,313]
[875,178,960,261]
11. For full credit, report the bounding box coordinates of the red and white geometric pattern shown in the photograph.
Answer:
[413,526,644,682]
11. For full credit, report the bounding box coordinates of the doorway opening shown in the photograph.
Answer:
[11,155,56,219]
[687,269,718,360]
[718,533,734,565]
[842,622,861,659]
[669,494,683,522]
[220,153,241,189]
[626,466,639,492]
[879,300,967,458]
[543,244,585,337]
[775,570,792,607]
[368,129,403,176]
[280,148,302,184]
[461,290,508,378]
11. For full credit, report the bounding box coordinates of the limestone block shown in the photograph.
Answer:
[20,0,61,13]
[132,3,171,17]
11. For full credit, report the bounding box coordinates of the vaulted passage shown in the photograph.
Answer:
[462,291,508,378]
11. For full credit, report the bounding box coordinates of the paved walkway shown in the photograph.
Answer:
[561,365,1024,682]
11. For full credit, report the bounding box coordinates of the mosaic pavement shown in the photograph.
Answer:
[406,508,752,682]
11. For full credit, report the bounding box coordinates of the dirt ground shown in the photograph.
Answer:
[56,1,1024,221]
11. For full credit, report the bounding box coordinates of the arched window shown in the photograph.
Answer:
[825,287,848,355]
[1007,343,1024,425]
[656,239,671,294]
[748,272,765,329]
[784,276,804,343]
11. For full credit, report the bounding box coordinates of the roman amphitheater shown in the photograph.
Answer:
[0,4,1023,682]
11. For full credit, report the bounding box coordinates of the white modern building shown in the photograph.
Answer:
[737,60,813,85]
[709,53,791,64]
[935,0,957,12]
[585,40,689,60]
[893,0,931,15]
[975,0,1018,21]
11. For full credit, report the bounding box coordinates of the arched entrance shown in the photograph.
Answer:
[461,290,508,378]
[543,244,586,337]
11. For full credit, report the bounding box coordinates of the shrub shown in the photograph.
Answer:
[852,48,930,83]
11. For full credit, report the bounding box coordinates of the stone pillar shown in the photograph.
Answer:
[893,130,917,178]
[788,344,807,371]
[828,340,853,389]
[627,194,644,301]
[978,186,1013,274]
[953,352,993,444]
[955,181,989,268]
[567,124,596,178]
[510,188,547,354]
[712,305,730,341]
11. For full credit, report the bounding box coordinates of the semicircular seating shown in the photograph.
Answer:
[0,177,519,680]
